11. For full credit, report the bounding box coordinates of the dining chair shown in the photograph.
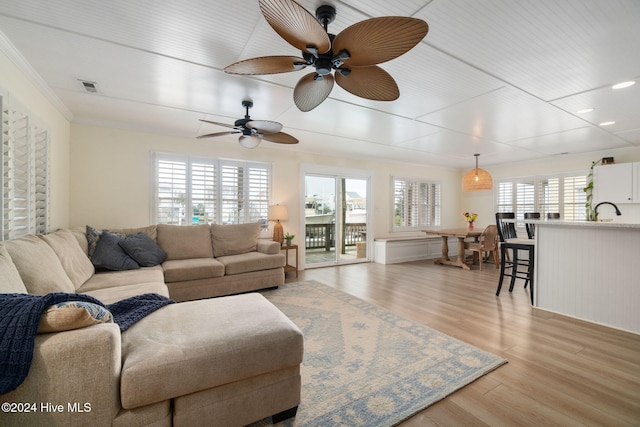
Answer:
[464,225,499,270]
[495,212,535,304]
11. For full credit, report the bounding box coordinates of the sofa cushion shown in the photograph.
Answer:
[0,244,28,294]
[211,222,260,257]
[37,300,114,334]
[161,258,225,283]
[83,282,169,305]
[157,224,213,260]
[216,252,285,275]
[92,232,140,271]
[77,266,165,292]
[119,293,303,409]
[40,229,95,289]
[119,233,167,267]
[3,235,75,294]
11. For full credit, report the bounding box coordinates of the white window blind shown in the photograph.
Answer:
[393,177,441,232]
[0,93,49,240]
[153,153,270,227]
[496,173,587,221]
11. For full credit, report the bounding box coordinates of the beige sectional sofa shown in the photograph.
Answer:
[0,223,303,427]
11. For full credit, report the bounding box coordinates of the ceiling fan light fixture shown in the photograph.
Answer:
[239,134,262,149]
[225,0,428,111]
[462,154,493,192]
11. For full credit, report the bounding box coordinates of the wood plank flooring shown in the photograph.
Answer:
[287,260,640,426]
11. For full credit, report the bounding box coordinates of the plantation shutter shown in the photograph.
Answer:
[0,92,49,240]
[191,160,216,224]
[496,181,513,213]
[220,163,243,224]
[538,177,560,216]
[496,174,587,221]
[32,126,48,234]
[1,96,10,239]
[154,154,270,226]
[563,175,587,221]
[515,179,536,219]
[247,165,270,228]
[393,179,407,228]
[392,177,441,231]
[156,156,187,225]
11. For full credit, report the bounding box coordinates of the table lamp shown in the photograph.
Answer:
[268,204,288,245]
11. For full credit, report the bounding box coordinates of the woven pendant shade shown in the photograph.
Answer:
[462,154,493,192]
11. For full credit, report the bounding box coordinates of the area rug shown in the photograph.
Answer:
[257,280,506,426]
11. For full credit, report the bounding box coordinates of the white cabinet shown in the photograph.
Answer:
[593,163,634,204]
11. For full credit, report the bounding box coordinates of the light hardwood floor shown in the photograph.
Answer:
[287,260,640,426]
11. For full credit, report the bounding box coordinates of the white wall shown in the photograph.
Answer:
[69,123,463,235]
[70,123,640,235]
[0,40,72,230]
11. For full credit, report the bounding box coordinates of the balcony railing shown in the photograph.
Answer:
[305,223,366,250]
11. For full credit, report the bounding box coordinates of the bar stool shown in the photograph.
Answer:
[524,212,540,239]
[495,212,535,304]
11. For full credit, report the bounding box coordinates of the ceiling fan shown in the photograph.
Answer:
[197,99,298,149]
[224,0,429,112]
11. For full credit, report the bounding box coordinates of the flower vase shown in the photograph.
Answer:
[467,222,474,230]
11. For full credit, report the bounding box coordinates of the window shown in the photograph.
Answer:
[153,153,270,228]
[496,173,587,221]
[1,93,49,240]
[392,177,441,231]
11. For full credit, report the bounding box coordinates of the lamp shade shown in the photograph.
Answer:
[268,204,288,221]
[462,154,493,192]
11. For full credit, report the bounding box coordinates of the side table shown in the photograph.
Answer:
[281,244,298,277]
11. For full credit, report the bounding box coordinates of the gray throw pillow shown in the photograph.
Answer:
[119,232,167,267]
[91,231,140,271]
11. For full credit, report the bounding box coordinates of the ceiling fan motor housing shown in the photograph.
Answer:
[315,5,336,26]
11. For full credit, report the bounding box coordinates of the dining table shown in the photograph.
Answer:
[422,227,483,270]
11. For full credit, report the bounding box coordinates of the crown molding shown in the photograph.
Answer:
[0,29,74,121]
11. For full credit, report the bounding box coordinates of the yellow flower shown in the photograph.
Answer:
[461,212,478,223]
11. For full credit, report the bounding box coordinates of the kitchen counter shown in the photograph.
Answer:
[534,220,640,335]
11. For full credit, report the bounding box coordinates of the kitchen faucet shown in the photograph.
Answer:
[594,202,622,220]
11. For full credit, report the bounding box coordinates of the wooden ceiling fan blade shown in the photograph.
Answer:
[333,17,428,66]
[197,131,240,139]
[335,66,399,101]
[199,119,236,129]
[262,132,299,144]
[224,56,307,75]
[259,0,331,54]
[294,72,334,112]
[246,120,283,134]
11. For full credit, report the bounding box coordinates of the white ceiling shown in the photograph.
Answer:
[1,0,639,169]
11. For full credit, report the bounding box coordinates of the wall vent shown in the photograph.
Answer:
[79,80,100,94]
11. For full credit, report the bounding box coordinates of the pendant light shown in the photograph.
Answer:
[462,154,493,192]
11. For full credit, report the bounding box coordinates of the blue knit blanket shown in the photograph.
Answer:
[0,292,174,394]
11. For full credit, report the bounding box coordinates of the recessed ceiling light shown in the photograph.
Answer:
[577,108,595,114]
[599,121,616,126]
[612,80,636,89]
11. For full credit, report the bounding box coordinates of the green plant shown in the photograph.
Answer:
[284,232,295,241]
[583,159,602,221]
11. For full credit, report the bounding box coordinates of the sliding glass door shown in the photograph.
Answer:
[303,171,370,268]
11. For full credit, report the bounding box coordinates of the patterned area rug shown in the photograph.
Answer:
[257,280,507,426]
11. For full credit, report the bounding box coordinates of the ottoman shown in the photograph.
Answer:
[119,293,303,426]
